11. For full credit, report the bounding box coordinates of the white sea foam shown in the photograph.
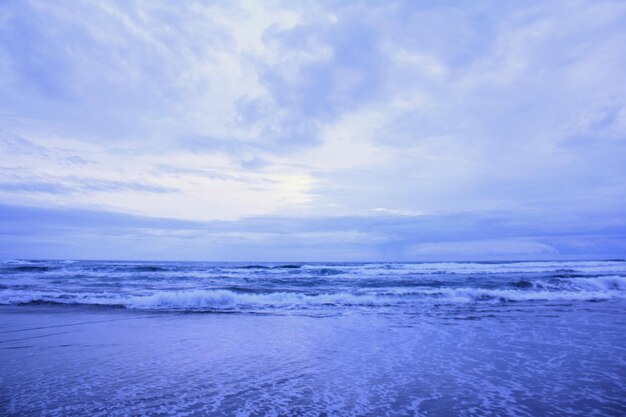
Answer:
[2,260,625,311]
[0,288,390,309]
[0,259,38,265]
[126,290,388,310]
[1,285,623,311]
[569,275,626,291]
[353,261,626,275]
[525,275,626,291]
[293,261,626,277]
[416,287,620,303]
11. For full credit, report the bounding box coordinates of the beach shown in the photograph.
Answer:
[1,260,626,416]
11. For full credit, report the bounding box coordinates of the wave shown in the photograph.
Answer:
[521,275,626,291]
[0,259,39,265]
[76,265,171,273]
[350,261,626,275]
[408,288,620,303]
[229,264,304,271]
[569,276,626,290]
[3,260,626,280]
[126,290,387,310]
[234,265,271,270]
[198,262,626,280]
[13,266,54,272]
[0,289,390,310]
[274,264,302,269]
[1,283,624,312]
[293,261,626,277]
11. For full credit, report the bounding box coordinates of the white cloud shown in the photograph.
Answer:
[0,0,625,245]
[407,239,558,259]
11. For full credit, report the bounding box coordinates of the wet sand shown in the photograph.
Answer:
[1,303,625,416]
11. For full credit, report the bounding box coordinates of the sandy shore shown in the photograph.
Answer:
[1,303,625,416]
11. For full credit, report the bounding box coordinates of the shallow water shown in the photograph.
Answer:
[1,260,625,416]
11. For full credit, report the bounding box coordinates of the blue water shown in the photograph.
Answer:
[2,260,626,312]
[1,260,625,416]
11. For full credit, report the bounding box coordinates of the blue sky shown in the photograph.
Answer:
[1,0,625,261]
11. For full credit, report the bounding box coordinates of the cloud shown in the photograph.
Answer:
[0,0,253,142]
[406,239,559,258]
[1,203,624,261]
[0,176,180,194]
[0,134,50,157]
[0,0,625,259]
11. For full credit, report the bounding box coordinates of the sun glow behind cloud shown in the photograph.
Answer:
[1,0,625,260]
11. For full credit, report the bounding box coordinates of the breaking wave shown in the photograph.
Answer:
[2,260,626,312]
[1,284,624,313]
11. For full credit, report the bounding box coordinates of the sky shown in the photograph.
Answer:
[1,0,626,261]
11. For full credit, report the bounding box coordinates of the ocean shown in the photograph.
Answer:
[1,260,625,416]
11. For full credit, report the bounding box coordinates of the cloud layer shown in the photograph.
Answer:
[1,0,625,259]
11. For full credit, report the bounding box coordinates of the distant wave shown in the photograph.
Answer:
[2,260,626,313]
[8,266,56,272]
[1,281,624,312]
[3,260,626,276]
[213,261,626,278]
[340,261,626,275]
[234,265,271,270]
[73,265,171,273]
[231,264,302,270]
[518,275,626,291]
[396,288,620,303]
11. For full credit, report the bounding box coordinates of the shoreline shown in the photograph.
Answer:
[2,303,625,416]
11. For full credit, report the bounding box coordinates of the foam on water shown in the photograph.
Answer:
[1,260,626,312]
[127,289,388,310]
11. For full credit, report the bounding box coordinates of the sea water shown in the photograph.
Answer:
[1,260,625,416]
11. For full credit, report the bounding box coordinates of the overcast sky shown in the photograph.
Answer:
[1,0,625,261]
